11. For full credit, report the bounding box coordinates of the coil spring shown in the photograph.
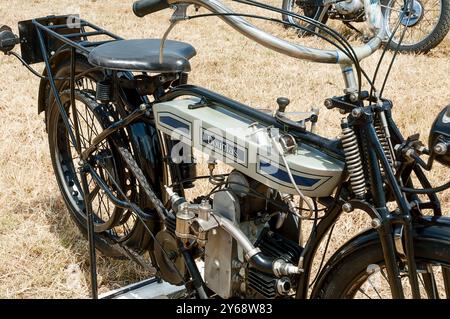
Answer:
[341,120,366,198]
[96,80,113,102]
[179,73,189,85]
[374,117,395,173]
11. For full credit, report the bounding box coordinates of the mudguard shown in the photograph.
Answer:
[311,216,450,298]
[37,48,78,116]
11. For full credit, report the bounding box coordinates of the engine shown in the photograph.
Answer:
[188,171,302,299]
[152,98,326,298]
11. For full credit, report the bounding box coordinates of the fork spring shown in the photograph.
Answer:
[341,119,366,198]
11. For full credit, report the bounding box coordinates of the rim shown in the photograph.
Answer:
[53,77,138,240]
[344,261,450,299]
[384,0,443,47]
[285,0,323,32]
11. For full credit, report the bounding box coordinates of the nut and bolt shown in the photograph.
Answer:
[342,202,353,213]
[324,99,333,109]
[371,218,382,229]
[351,107,363,118]
[434,142,448,155]
[349,92,359,102]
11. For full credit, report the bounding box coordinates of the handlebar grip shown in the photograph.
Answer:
[0,25,19,54]
[133,0,170,17]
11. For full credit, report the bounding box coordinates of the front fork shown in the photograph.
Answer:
[360,113,421,298]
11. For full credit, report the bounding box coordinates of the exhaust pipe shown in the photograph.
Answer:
[215,215,301,277]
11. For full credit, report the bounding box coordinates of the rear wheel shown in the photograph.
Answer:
[316,236,450,298]
[46,60,145,257]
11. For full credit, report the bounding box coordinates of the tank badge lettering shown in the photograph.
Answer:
[202,129,247,165]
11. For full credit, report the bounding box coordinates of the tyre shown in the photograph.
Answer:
[315,232,450,298]
[383,0,450,53]
[46,59,147,257]
[281,0,329,35]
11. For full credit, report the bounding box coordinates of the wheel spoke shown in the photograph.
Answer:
[358,288,373,299]
[368,275,383,299]
[442,267,450,299]
[419,265,439,299]
[88,184,101,202]
[98,191,112,220]
[68,116,87,150]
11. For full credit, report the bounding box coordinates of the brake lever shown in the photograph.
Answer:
[275,109,319,131]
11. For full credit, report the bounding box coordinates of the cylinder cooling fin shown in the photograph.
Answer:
[247,229,303,298]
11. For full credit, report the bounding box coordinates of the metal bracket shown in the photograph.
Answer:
[394,224,406,259]
[196,216,219,233]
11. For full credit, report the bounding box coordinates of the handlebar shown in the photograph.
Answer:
[0,25,20,54]
[133,0,170,17]
[134,0,385,64]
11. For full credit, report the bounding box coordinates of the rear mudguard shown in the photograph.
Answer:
[310,216,450,298]
[37,47,80,116]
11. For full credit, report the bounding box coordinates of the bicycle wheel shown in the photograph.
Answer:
[383,0,450,53]
[46,60,143,256]
[315,233,450,298]
[281,0,329,35]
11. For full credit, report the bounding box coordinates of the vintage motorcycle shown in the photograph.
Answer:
[1,0,450,299]
[281,0,450,53]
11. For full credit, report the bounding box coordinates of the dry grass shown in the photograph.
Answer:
[0,0,449,299]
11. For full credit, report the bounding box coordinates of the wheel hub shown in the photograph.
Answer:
[400,0,424,27]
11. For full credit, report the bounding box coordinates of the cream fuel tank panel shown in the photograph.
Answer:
[153,98,344,198]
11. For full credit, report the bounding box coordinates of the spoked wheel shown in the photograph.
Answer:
[383,0,450,53]
[281,0,329,35]
[315,236,450,299]
[46,60,144,257]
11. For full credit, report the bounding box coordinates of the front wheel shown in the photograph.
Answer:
[315,232,450,298]
[383,0,450,53]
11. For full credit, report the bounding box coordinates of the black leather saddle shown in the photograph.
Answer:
[88,39,196,73]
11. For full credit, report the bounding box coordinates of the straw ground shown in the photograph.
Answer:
[0,0,449,298]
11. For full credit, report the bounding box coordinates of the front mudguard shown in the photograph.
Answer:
[310,216,450,298]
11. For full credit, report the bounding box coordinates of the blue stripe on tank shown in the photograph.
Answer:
[259,160,320,187]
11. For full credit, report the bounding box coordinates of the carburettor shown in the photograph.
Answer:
[174,198,212,247]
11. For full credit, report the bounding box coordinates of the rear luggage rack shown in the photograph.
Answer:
[18,15,122,64]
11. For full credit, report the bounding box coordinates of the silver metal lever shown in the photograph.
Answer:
[275,109,319,131]
[159,4,190,64]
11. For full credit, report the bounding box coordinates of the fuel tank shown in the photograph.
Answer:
[153,98,344,197]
